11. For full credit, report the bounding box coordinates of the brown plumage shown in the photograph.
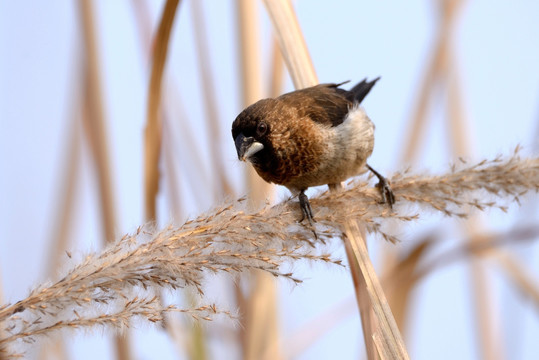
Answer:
[232,78,394,223]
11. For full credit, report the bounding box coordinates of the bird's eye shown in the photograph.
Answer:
[256,122,268,136]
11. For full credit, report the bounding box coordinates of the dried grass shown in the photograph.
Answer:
[191,0,234,197]
[79,0,128,358]
[236,1,280,359]
[144,0,180,220]
[262,0,317,89]
[1,152,537,356]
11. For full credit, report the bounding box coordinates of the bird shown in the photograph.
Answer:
[231,77,394,224]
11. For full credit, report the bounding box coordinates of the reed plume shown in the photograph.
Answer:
[1,150,537,356]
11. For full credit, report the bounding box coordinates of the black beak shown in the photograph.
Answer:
[234,133,264,161]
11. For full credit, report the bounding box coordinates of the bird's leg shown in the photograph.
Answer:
[298,189,315,225]
[366,164,395,208]
[298,190,318,243]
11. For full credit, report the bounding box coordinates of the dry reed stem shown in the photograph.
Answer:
[130,0,153,55]
[447,53,471,157]
[341,225,377,360]
[495,253,539,309]
[133,1,207,356]
[283,297,355,358]
[469,237,503,360]
[131,0,211,193]
[39,82,83,360]
[142,2,181,350]
[79,0,118,245]
[381,0,463,340]
[262,0,317,89]
[237,1,280,359]
[144,0,180,220]
[269,38,285,98]
[162,99,208,359]
[237,0,263,105]
[191,0,234,197]
[237,0,274,199]
[235,0,281,360]
[400,0,462,164]
[437,2,503,357]
[162,120,184,218]
[383,224,539,302]
[1,153,535,355]
[373,331,392,360]
[358,261,377,360]
[344,221,409,360]
[46,93,82,276]
[385,237,434,331]
[132,0,212,206]
[79,1,129,359]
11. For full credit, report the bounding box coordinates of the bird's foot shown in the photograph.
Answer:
[367,164,395,208]
[298,190,316,225]
[297,190,318,242]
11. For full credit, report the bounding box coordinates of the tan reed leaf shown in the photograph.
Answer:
[237,1,279,359]
[144,0,180,221]
[383,224,539,301]
[495,253,539,309]
[400,0,465,164]
[79,0,130,358]
[385,236,435,332]
[261,0,317,89]
[79,0,117,245]
[191,0,234,198]
[268,37,285,98]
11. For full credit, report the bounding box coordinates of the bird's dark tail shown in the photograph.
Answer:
[349,77,380,104]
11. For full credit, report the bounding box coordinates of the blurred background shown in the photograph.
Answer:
[1,0,538,359]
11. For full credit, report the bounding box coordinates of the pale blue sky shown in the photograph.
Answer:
[1,1,538,359]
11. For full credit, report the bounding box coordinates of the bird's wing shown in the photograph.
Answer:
[281,83,353,127]
[277,79,379,128]
[306,79,380,127]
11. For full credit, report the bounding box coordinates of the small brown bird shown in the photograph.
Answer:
[232,78,394,224]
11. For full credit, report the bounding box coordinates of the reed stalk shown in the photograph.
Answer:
[79,1,129,358]
[191,0,233,197]
[144,0,180,221]
[237,1,279,358]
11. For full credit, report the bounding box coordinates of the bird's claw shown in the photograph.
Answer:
[297,190,318,241]
[367,164,396,209]
[375,179,395,209]
[298,190,316,225]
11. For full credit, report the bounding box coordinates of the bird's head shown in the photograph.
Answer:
[231,99,275,164]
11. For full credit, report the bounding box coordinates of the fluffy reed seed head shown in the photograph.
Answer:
[1,151,538,355]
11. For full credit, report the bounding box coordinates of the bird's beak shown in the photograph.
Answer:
[234,133,264,161]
